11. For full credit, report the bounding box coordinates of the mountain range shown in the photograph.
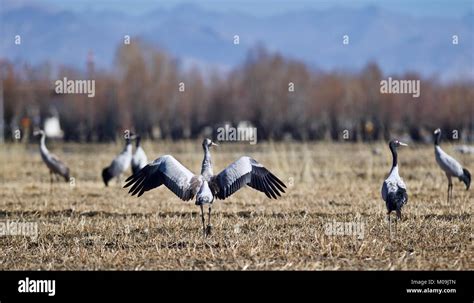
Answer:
[1,2,473,81]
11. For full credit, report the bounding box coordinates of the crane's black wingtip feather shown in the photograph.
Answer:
[265,176,280,198]
[273,174,287,188]
[123,180,133,188]
[267,174,286,194]
[125,165,149,182]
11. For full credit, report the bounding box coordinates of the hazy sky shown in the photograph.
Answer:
[9,0,474,18]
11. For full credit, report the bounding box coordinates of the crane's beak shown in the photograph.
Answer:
[399,142,408,147]
[211,142,219,147]
[33,130,41,136]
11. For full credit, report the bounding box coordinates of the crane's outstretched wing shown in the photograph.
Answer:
[209,156,286,200]
[124,155,200,200]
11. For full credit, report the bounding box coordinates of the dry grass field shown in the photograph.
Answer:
[0,141,472,270]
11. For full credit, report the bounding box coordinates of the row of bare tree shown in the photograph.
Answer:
[2,41,473,142]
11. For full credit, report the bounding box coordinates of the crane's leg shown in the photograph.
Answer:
[206,205,212,236]
[446,174,453,203]
[49,171,53,194]
[395,210,402,237]
[200,204,206,239]
[446,173,453,203]
[387,211,392,239]
[394,216,397,238]
[449,181,453,202]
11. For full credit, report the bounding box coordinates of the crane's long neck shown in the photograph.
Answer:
[390,144,398,171]
[201,146,213,177]
[39,134,49,157]
[434,132,441,146]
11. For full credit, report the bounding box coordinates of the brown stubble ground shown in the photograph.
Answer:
[0,141,472,270]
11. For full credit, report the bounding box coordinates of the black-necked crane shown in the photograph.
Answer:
[433,128,471,202]
[131,135,148,175]
[33,130,70,189]
[381,139,408,236]
[102,136,132,186]
[124,138,286,237]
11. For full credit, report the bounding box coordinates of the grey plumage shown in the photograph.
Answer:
[131,135,148,175]
[33,130,70,185]
[102,137,132,186]
[433,128,471,202]
[126,155,199,200]
[381,139,408,235]
[124,138,286,237]
[210,156,286,200]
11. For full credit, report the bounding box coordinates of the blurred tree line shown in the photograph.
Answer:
[1,41,473,143]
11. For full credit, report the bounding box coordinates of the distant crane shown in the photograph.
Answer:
[124,138,286,237]
[433,128,471,202]
[33,130,70,190]
[381,139,408,236]
[102,136,132,186]
[131,135,148,174]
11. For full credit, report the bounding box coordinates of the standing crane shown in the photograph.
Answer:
[381,139,408,236]
[124,138,286,237]
[131,135,148,174]
[433,128,471,202]
[33,130,70,190]
[102,136,132,186]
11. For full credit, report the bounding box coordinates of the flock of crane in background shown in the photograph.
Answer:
[33,129,470,237]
